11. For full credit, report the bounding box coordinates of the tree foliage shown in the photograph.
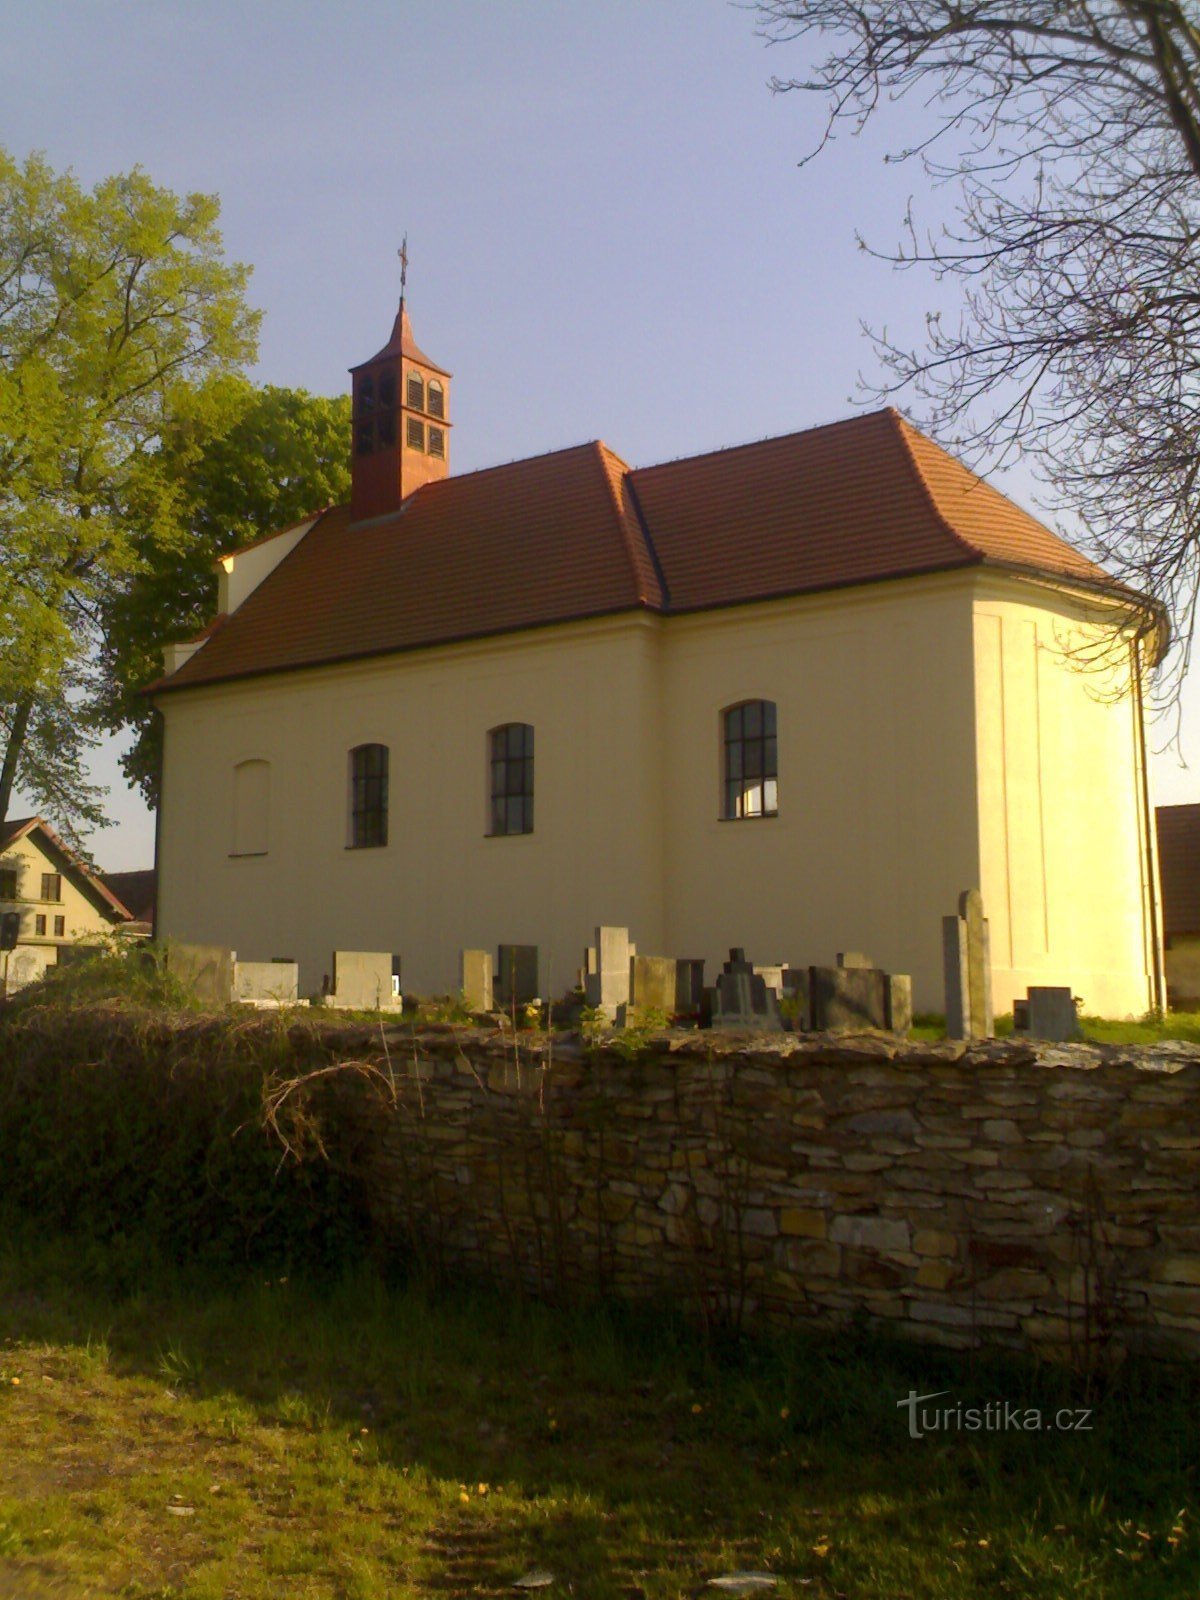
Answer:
[0,149,258,846]
[102,381,351,805]
[758,1,1200,698]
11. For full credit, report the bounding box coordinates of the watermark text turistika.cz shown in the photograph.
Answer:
[898,1390,1093,1440]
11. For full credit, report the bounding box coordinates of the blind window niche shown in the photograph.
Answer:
[231,759,270,856]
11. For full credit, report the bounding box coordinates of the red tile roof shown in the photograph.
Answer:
[155,409,1127,695]
[1157,804,1200,935]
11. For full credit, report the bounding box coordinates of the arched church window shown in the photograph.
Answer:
[722,700,778,819]
[231,759,270,856]
[488,724,534,836]
[349,744,389,848]
[407,371,425,411]
[427,378,445,419]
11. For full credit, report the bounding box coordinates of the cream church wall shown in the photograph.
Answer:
[971,578,1158,1019]
[157,615,666,999]
[657,574,982,1011]
[157,571,1158,1015]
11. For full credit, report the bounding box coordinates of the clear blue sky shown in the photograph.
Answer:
[4,0,1197,868]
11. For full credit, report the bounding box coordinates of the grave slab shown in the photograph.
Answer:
[169,943,234,1008]
[460,948,494,1012]
[328,950,400,1011]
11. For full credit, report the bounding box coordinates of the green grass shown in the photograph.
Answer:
[0,1233,1196,1598]
[909,1011,1200,1046]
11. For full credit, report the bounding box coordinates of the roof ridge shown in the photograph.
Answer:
[591,443,662,610]
[631,407,898,478]
[373,438,610,498]
[887,411,986,566]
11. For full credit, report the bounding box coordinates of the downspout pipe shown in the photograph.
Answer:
[1132,625,1164,1013]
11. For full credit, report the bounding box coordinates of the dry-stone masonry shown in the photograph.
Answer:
[323,1025,1200,1363]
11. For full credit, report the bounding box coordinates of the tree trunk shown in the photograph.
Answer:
[0,694,35,837]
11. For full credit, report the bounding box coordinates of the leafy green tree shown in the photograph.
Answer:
[102,381,351,805]
[0,149,259,845]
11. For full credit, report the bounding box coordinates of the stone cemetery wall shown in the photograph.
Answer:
[326,1026,1200,1363]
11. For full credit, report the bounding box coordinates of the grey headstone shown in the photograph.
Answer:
[630,954,677,1013]
[780,966,811,1031]
[837,951,874,969]
[233,960,299,1005]
[460,948,493,1012]
[942,914,970,1039]
[811,965,889,1031]
[712,969,782,1031]
[497,944,539,1009]
[959,888,994,1037]
[886,973,913,1036]
[584,926,630,1017]
[674,958,705,1016]
[329,950,399,1011]
[169,942,235,1008]
[1025,986,1078,1041]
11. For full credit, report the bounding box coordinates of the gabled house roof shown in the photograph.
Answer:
[1157,804,1200,936]
[153,408,1133,695]
[1,817,133,922]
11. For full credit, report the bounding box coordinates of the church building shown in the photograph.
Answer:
[151,286,1164,1016]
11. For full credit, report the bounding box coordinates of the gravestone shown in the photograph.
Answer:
[943,889,993,1039]
[711,949,783,1030]
[810,965,889,1031]
[233,960,299,1006]
[780,966,811,1030]
[630,954,677,1014]
[460,948,494,1012]
[754,964,786,995]
[497,944,539,1009]
[328,950,400,1011]
[837,951,874,970]
[1024,986,1078,1041]
[584,926,631,1018]
[674,958,705,1017]
[169,942,234,1008]
[886,973,913,1036]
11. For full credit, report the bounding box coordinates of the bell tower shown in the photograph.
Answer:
[349,248,451,524]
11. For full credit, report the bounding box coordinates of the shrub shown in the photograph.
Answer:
[0,1004,370,1281]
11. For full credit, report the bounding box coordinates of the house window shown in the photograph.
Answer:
[355,373,376,456]
[406,416,425,451]
[407,371,425,411]
[350,743,389,848]
[34,914,46,936]
[231,759,270,856]
[0,868,16,899]
[489,723,534,836]
[427,379,445,419]
[41,872,62,902]
[54,915,65,938]
[722,700,778,819]
[428,426,445,459]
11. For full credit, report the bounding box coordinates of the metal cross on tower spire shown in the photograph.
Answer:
[398,235,408,308]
